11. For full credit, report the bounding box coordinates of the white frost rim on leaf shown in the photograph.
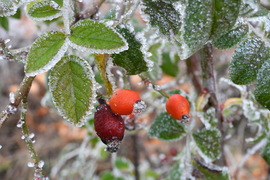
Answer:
[25,0,62,21]
[68,20,128,54]
[48,55,98,127]
[25,38,69,77]
[0,1,17,17]
[106,57,117,92]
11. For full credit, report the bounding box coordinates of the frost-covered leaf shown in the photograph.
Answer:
[11,7,21,19]
[0,0,18,17]
[192,158,230,180]
[0,16,8,31]
[239,0,260,17]
[213,23,249,49]
[167,162,182,180]
[149,112,185,141]
[25,31,68,76]
[143,42,163,81]
[211,0,241,38]
[254,61,270,109]
[53,0,62,7]
[193,128,221,161]
[68,20,128,54]
[262,137,270,165]
[251,5,269,17]
[229,38,270,85]
[111,25,149,75]
[26,0,62,21]
[176,0,212,59]
[160,52,179,77]
[48,55,97,127]
[141,0,181,36]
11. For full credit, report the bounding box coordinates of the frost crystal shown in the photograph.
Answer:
[28,162,35,167]
[132,100,146,115]
[17,119,25,128]
[9,92,15,104]
[106,58,117,91]
[0,145,2,149]
[38,161,44,168]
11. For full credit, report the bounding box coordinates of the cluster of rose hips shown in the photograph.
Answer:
[94,89,190,153]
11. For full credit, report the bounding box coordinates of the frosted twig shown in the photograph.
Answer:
[200,44,226,166]
[0,76,35,129]
[62,0,71,35]
[20,98,48,179]
[233,139,267,179]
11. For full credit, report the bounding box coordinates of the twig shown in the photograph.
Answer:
[200,43,226,166]
[19,97,47,179]
[233,139,267,179]
[0,76,35,128]
[63,0,71,35]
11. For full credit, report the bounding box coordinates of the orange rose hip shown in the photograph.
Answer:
[166,94,190,122]
[109,89,141,115]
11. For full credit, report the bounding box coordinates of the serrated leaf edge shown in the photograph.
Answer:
[25,0,62,21]
[48,55,98,127]
[68,20,128,54]
[25,36,68,77]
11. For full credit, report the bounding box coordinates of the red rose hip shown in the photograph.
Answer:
[94,100,125,153]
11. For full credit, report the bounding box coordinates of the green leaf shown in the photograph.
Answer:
[177,0,212,59]
[0,0,18,17]
[192,158,230,180]
[229,38,270,85]
[193,128,221,161]
[68,20,128,54]
[239,0,260,17]
[53,0,63,7]
[149,112,185,141]
[0,17,8,31]
[141,0,182,36]
[115,157,130,170]
[25,31,68,76]
[212,23,249,49]
[167,162,182,180]
[160,52,179,77]
[211,0,241,38]
[11,8,21,19]
[48,55,97,127]
[27,0,62,21]
[254,61,270,109]
[262,138,270,165]
[101,171,124,180]
[111,25,149,75]
[143,42,163,81]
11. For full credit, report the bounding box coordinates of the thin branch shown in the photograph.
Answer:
[200,43,226,166]
[19,97,47,179]
[132,134,140,180]
[0,76,35,128]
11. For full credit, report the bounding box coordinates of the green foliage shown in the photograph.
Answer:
[211,0,241,37]
[167,162,182,180]
[262,138,270,165]
[193,128,221,161]
[141,0,182,36]
[149,112,185,141]
[0,17,8,31]
[48,55,96,126]
[213,23,249,49]
[115,157,130,170]
[229,38,270,85]
[27,0,62,21]
[192,159,230,180]
[254,61,270,109]
[111,25,149,75]
[100,171,124,180]
[160,52,179,77]
[25,31,67,76]
[68,20,127,54]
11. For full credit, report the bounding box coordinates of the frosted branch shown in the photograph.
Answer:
[19,98,48,179]
[63,0,71,35]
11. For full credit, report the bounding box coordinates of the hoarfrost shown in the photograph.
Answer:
[48,56,98,127]
[26,37,69,77]
[26,0,62,21]
[0,145,2,149]
[9,92,15,104]
[17,119,25,128]
[243,99,260,120]
[106,57,117,91]
[132,100,146,115]
[0,1,18,17]
[38,160,44,168]
[28,162,35,167]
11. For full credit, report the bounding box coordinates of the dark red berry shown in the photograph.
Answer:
[94,103,125,153]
